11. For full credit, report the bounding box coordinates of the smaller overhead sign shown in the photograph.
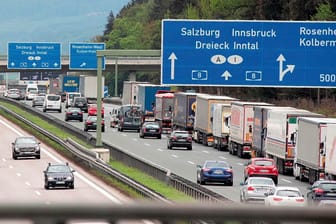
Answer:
[69,43,105,70]
[8,42,61,70]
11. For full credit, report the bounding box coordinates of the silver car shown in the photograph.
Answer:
[240,177,276,203]
[12,136,41,159]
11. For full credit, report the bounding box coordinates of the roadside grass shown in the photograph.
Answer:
[0,101,195,202]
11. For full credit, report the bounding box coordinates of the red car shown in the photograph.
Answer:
[244,158,278,184]
[88,104,104,118]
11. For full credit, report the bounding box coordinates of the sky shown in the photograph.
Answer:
[0,0,131,54]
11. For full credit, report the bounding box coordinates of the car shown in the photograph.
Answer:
[32,95,45,107]
[196,160,233,186]
[88,104,104,118]
[244,157,278,184]
[139,121,162,139]
[65,107,83,122]
[264,186,306,207]
[306,180,336,206]
[12,136,41,159]
[43,94,62,113]
[43,162,75,189]
[6,88,21,100]
[167,130,192,150]
[240,177,276,203]
[72,96,88,112]
[25,89,39,100]
[84,115,105,132]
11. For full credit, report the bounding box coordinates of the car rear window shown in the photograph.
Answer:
[276,190,301,197]
[206,161,229,168]
[174,131,189,137]
[47,95,60,101]
[250,178,274,185]
[254,160,274,166]
[320,183,336,190]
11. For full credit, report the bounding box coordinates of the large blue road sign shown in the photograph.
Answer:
[161,20,336,88]
[8,42,61,69]
[69,43,105,70]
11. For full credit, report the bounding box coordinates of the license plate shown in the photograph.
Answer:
[56,181,65,184]
[326,193,336,196]
[149,130,156,132]
[214,170,223,174]
[178,139,186,142]
[73,113,78,115]
[259,169,269,173]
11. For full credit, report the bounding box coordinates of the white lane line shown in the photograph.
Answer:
[281,178,292,183]
[35,191,41,196]
[16,173,21,177]
[2,158,6,162]
[133,138,138,141]
[144,143,151,147]
[187,161,195,165]
[25,181,31,186]
[237,162,244,166]
[121,134,127,137]
[0,118,122,204]
[202,150,209,153]
[172,154,178,158]
[219,156,227,160]
[9,165,14,169]
[157,148,163,152]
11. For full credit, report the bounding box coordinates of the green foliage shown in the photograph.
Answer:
[311,2,336,20]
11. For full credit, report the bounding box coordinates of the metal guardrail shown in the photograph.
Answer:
[0,97,230,203]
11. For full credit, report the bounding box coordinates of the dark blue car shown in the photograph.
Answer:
[196,160,233,186]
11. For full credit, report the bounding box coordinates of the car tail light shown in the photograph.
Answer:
[187,137,192,142]
[172,136,177,141]
[202,168,210,172]
[272,197,283,201]
[247,186,255,191]
[226,168,233,173]
[66,112,71,114]
[285,161,293,166]
[314,188,324,194]
[243,146,250,151]
[296,198,305,202]
[87,121,92,125]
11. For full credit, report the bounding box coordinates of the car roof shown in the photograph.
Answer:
[252,157,274,161]
[274,186,301,191]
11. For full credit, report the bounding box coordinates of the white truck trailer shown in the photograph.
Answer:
[212,103,231,151]
[293,117,336,184]
[193,94,238,146]
[265,109,323,175]
[229,101,271,158]
[324,123,336,180]
[122,81,149,105]
[79,76,105,102]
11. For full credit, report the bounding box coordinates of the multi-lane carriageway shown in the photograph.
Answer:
[14,100,313,203]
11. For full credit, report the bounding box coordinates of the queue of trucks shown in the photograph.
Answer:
[120,81,336,183]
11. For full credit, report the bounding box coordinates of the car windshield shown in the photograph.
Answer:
[250,178,274,185]
[205,161,229,168]
[75,98,86,103]
[276,189,301,197]
[16,137,37,144]
[47,165,71,173]
[174,131,189,137]
[320,183,336,190]
[145,123,159,128]
[254,160,273,166]
[35,96,45,100]
[47,95,60,101]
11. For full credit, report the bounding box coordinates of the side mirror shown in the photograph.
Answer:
[196,165,202,169]
[240,182,244,186]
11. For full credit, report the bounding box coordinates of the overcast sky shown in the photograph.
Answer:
[0,0,130,54]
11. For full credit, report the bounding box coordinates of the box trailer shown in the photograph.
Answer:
[172,92,198,132]
[212,103,231,151]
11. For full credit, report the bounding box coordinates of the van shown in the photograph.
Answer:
[65,92,81,108]
[25,84,39,100]
[43,94,62,113]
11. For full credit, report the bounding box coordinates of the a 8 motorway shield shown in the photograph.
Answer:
[161,19,336,88]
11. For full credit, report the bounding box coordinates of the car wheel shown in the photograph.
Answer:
[187,146,192,150]
[102,128,105,132]
[84,128,88,132]
[227,181,233,186]
[36,155,40,159]
[43,108,46,112]
[158,135,161,139]
[200,179,205,185]
[273,177,278,185]
[12,153,17,160]
[44,183,49,190]
[80,119,83,122]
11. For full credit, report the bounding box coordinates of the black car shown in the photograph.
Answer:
[307,180,336,206]
[167,130,192,150]
[139,121,162,139]
[43,162,75,189]
[84,116,105,132]
[12,136,41,159]
[72,96,88,112]
[65,107,83,122]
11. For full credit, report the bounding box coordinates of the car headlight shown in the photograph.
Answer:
[15,147,20,152]
[47,177,54,181]
[35,146,40,151]
[66,176,73,181]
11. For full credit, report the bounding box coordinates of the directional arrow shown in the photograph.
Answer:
[221,70,232,81]
[10,62,15,67]
[54,62,59,67]
[32,62,37,67]
[80,62,86,67]
[168,52,177,80]
[277,54,295,81]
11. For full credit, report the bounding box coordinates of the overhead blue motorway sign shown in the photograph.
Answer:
[8,42,61,69]
[161,20,336,88]
[69,43,105,70]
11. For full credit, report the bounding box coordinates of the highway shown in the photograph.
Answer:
[24,101,312,203]
[0,114,137,223]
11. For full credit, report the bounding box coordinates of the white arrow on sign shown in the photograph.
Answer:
[80,62,86,67]
[221,70,232,80]
[168,52,177,80]
[277,54,295,81]
[54,62,59,67]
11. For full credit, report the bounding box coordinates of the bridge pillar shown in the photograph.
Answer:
[129,71,136,81]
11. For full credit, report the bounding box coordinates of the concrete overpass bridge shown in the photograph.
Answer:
[0,55,161,73]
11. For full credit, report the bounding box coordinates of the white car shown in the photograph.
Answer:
[264,186,306,207]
